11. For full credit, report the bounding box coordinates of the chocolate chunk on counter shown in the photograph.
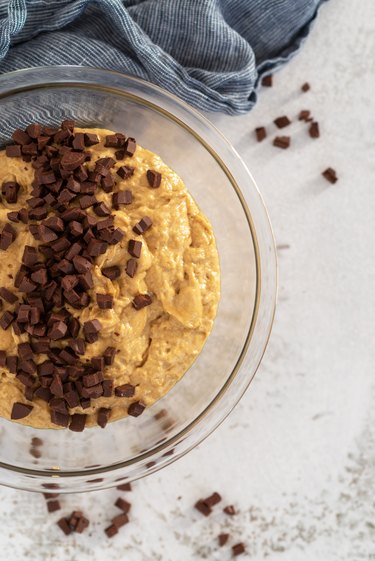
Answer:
[132,294,152,310]
[261,74,273,87]
[223,505,236,515]
[146,170,161,188]
[255,126,266,142]
[133,216,152,235]
[105,524,118,538]
[128,239,142,258]
[218,533,229,547]
[232,543,246,556]
[203,492,222,507]
[96,293,113,309]
[309,121,320,138]
[115,384,135,398]
[301,82,311,92]
[11,402,33,419]
[195,500,212,517]
[298,109,311,121]
[273,136,290,149]
[322,167,338,184]
[127,401,145,417]
[274,116,291,129]
[57,517,72,536]
[112,513,129,528]
[116,482,132,491]
[47,500,61,513]
[115,497,131,513]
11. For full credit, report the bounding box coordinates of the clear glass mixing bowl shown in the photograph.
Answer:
[0,66,277,492]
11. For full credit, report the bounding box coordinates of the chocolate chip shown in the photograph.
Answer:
[96,293,113,309]
[261,74,273,87]
[69,413,87,432]
[102,379,113,397]
[72,132,85,151]
[11,402,33,420]
[274,116,291,129]
[60,151,85,171]
[0,310,15,330]
[255,126,266,142]
[116,165,134,180]
[105,133,126,148]
[6,145,22,157]
[75,514,89,534]
[83,319,101,343]
[322,167,338,184]
[84,133,100,146]
[103,346,116,366]
[31,268,48,285]
[133,216,152,235]
[26,123,42,138]
[301,82,310,92]
[273,136,290,149]
[94,202,111,216]
[132,294,152,310]
[203,492,222,507]
[127,401,145,417]
[223,505,236,515]
[82,371,104,388]
[115,497,131,513]
[101,266,121,280]
[51,410,70,427]
[105,524,118,538]
[7,211,19,222]
[309,121,320,138]
[97,407,111,428]
[57,518,72,535]
[218,533,229,547]
[128,239,142,258]
[12,129,31,145]
[115,384,135,398]
[48,321,67,340]
[146,170,161,188]
[125,258,138,278]
[6,355,18,372]
[0,287,18,304]
[124,137,136,156]
[87,238,107,256]
[61,119,75,132]
[2,181,20,204]
[116,483,132,491]
[112,513,129,528]
[47,500,61,513]
[101,174,115,192]
[298,109,311,121]
[232,543,246,556]
[112,190,132,209]
[115,149,125,160]
[195,500,212,517]
[81,383,103,399]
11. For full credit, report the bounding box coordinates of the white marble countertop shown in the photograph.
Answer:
[0,0,374,559]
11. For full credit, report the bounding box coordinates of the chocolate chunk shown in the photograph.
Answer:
[128,239,142,258]
[29,206,48,220]
[255,126,266,142]
[127,401,145,417]
[26,123,42,138]
[125,258,138,278]
[37,136,50,150]
[232,543,246,556]
[87,238,107,257]
[60,151,85,171]
[50,374,64,397]
[116,483,132,491]
[218,533,229,547]
[116,165,134,180]
[18,208,29,223]
[48,321,67,340]
[72,255,91,274]
[274,116,291,129]
[12,129,31,145]
[309,121,320,138]
[78,271,93,290]
[64,389,80,408]
[101,173,115,192]
[50,409,70,427]
[0,310,15,330]
[82,371,104,388]
[2,181,20,204]
[57,518,72,535]
[31,268,48,285]
[195,500,212,517]
[11,402,33,420]
[84,133,100,146]
[132,294,152,310]
[75,514,89,534]
[80,181,97,194]
[0,351,6,367]
[261,74,272,87]
[96,293,113,309]
[204,492,222,507]
[146,170,161,188]
[79,195,97,210]
[97,407,111,428]
[6,355,18,373]
[18,359,36,375]
[80,397,91,409]
[115,497,131,513]
[115,149,125,160]
[123,137,136,156]
[91,356,105,371]
[6,144,22,157]
[298,109,311,121]
[0,224,16,250]
[81,383,103,399]
[94,202,111,217]
[133,216,152,235]
[22,142,38,156]
[103,347,116,366]
[273,136,290,149]
[0,287,18,304]
[16,372,35,387]
[105,524,118,538]
[39,225,59,243]
[17,342,33,361]
[83,319,101,343]
[322,167,338,184]
[112,513,129,528]
[47,500,61,513]
[7,211,19,222]
[301,82,310,92]
[96,216,114,231]
[101,266,121,280]
[223,505,236,515]
[72,133,85,151]
[69,413,87,432]
[61,119,75,132]
[115,384,135,398]
[105,133,126,148]
[112,190,132,209]
[68,220,83,237]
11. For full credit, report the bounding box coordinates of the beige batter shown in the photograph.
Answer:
[0,128,220,428]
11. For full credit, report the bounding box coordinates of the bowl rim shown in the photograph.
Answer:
[0,66,277,487]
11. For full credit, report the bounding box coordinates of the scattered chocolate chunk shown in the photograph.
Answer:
[97,407,111,428]
[128,239,142,258]
[309,121,320,138]
[195,500,212,517]
[112,513,129,528]
[127,400,145,417]
[57,517,72,536]
[223,505,236,515]
[83,319,102,343]
[322,167,338,184]
[133,216,152,235]
[11,402,33,420]
[101,266,121,280]
[69,413,87,432]
[218,533,229,547]
[125,258,138,278]
[105,524,118,538]
[301,82,311,92]
[132,294,152,310]
[255,126,266,142]
[47,500,61,513]
[0,287,18,304]
[112,190,132,209]
[203,492,222,507]
[115,497,131,513]
[298,109,311,121]
[96,293,113,309]
[261,74,273,87]
[274,116,291,129]
[146,170,161,188]
[232,543,246,556]
[116,482,132,491]
[273,136,290,149]
[115,384,135,398]
[75,515,89,534]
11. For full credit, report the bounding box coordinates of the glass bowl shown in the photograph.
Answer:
[0,66,276,492]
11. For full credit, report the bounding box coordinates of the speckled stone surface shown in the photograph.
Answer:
[0,0,374,559]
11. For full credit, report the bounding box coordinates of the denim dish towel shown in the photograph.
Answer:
[0,0,326,114]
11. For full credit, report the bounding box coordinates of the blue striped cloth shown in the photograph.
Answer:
[0,0,326,114]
